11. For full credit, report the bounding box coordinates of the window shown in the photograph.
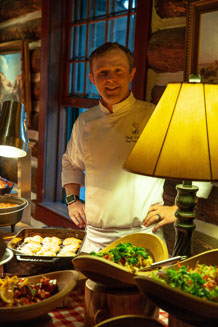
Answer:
[65,0,137,101]
[36,0,152,227]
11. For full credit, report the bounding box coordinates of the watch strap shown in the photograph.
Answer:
[66,194,79,205]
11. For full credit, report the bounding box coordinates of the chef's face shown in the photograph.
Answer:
[89,48,136,112]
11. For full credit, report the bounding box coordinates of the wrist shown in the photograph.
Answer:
[66,194,79,205]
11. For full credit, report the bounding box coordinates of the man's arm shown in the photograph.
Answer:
[64,183,86,228]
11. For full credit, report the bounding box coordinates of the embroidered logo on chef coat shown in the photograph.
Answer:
[125,122,140,143]
[132,122,139,135]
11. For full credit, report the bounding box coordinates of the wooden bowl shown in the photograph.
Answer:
[73,233,168,288]
[0,270,78,323]
[134,249,218,327]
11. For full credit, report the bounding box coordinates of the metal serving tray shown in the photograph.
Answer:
[5,227,86,276]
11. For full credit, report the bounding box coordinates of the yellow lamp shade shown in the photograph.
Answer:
[123,83,218,181]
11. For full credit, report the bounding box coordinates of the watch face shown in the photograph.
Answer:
[66,194,78,204]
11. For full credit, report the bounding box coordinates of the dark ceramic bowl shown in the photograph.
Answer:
[0,177,14,195]
[0,195,28,228]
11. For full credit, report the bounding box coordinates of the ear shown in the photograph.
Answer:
[130,67,136,82]
[89,73,96,85]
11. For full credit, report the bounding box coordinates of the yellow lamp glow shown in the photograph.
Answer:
[123,82,218,256]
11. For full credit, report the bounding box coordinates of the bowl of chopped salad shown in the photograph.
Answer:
[134,249,218,327]
[0,269,78,323]
[72,233,168,288]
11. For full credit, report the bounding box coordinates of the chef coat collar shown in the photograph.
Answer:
[99,92,135,114]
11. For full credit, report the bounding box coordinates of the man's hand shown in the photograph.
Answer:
[68,200,86,228]
[143,204,177,232]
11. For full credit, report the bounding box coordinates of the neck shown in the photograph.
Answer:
[100,99,113,113]
[100,92,131,113]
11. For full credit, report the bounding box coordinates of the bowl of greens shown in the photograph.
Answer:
[134,249,218,327]
[72,233,168,288]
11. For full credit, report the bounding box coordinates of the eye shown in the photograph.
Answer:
[99,70,108,76]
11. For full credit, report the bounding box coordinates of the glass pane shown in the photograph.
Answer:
[71,26,87,60]
[110,0,127,13]
[128,14,136,52]
[66,107,79,142]
[86,66,100,98]
[90,0,107,18]
[69,63,85,94]
[73,0,88,21]
[88,21,106,56]
[68,0,137,100]
[79,108,88,114]
[109,0,136,14]
[66,107,88,142]
[108,16,127,44]
[66,107,88,202]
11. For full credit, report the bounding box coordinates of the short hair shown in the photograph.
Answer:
[89,42,134,75]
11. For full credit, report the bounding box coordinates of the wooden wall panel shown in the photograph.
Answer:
[0,0,41,22]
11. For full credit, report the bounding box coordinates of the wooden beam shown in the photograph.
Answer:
[0,18,41,43]
[132,0,152,100]
[0,0,41,22]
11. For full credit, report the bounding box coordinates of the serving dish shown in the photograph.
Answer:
[0,195,28,232]
[0,234,6,260]
[73,233,168,288]
[134,249,218,327]
[94,314,164,327]
[6,228,85,276]
[0,269,78,323]
[0,248,13,265]
[0,177,14,195]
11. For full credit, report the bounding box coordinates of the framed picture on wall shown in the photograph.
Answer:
[0,40,32,126]
[184,0,218,83]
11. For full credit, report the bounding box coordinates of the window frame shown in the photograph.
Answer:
[35,0,153,227]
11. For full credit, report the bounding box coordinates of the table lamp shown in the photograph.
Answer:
[123,80,218,257]
[0,100,28,158]
[0,100,31,225]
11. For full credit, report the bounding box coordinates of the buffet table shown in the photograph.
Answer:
[49,289,169,327]
[0,264,169,327]
[49,288,85,327]
[0,225,169,327]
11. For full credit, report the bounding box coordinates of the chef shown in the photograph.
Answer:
[61,42,211,253]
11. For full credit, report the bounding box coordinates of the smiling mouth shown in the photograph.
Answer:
[105,86,119,91]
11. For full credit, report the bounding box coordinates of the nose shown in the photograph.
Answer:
[106,71,116,81]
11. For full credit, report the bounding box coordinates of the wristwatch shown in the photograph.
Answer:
[66,194,79,205]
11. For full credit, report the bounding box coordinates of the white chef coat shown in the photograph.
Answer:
[62,92,166,252]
